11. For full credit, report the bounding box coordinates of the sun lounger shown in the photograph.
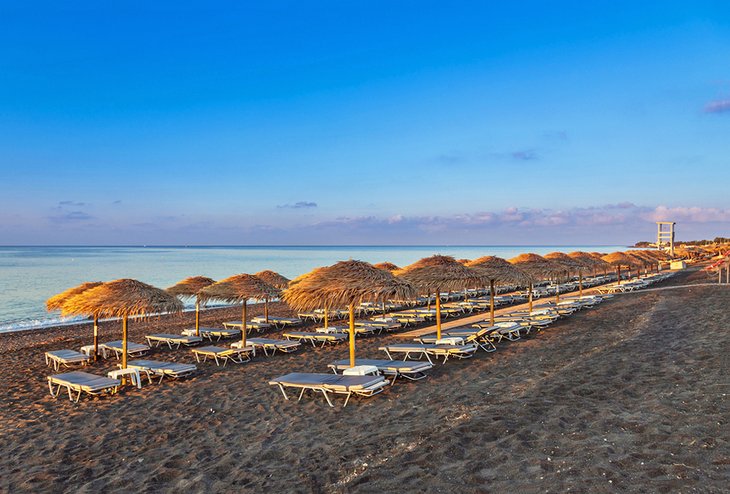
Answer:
[252,316,302,329]
[356,320,401,333]
[328,359,433,382]
[283,331,348,347]
[222,320,272,333]
[99,340,151,359]
[268,372,389,407]
[315,325,378,336]
[126,359,197,383]
[145,334,203,349]
[47,371,121,403]
[191,345,254,366]
[416,325,500,352]
[236,337,302,356]
[182,327,241,341]
[379,339,478,364]
[44,350,91,371]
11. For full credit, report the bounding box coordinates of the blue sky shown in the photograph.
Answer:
[1,1,729,245]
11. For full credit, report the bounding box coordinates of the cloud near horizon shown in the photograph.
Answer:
[277,201,318,209]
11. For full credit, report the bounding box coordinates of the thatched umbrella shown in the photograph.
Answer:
[567,252,605,295]
[395,255,486,339]
[61,279,183,369]
[466,256,532,326]
[601,252,640,285]
[373,262,400,272]
[508,253,565,312]
[166,276,216,337]
[198,274,279,348]
[373,262,401,314]
[544,252,585,302]
[47,281,104,361]
[626,251,656,275]
[255,270,290,324]
[283,260,415,367]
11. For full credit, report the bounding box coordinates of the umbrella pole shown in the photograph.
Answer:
[528,282,533,312]
[617,266,621,285]
[122,315,128,370]
[348,303,355,367]
[324,307,328,329]
[555,277,560,304]
[241,301,247,347]
[579,271,583,297]
[435,289,442,340]
[93,315,99,362]
[489,279,495,326]
[195,299,200,337]
[264,297,269,324]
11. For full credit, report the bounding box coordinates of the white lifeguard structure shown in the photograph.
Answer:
[655,221,676,256]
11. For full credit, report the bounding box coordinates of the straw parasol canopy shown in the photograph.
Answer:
[467,256,532,325]
[47,281,104,311]
[254,270,290,323]
[199,274,279,347]
[47,281,104,360]
[395,255,487,338]
[166,276,216,336]
[601,252,641,284]
[568,251,610,271]
[373,262,400,272]
[254,270,290,289]
[508,253,565,311]
[166,276,215,298]
[62,279,184,369]
[544,252,586,302]
[283,260,416,366]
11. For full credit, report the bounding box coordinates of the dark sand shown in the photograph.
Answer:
[0,268,728,493]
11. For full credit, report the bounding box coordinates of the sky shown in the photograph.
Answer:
[1,1,729,245]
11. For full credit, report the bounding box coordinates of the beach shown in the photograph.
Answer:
[0,267,727,493]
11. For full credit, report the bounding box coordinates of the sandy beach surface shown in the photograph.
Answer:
[0,268,728,493]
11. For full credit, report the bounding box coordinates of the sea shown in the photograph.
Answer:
[0,245,627,333]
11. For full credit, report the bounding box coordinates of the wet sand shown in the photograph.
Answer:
[0,268,728,493]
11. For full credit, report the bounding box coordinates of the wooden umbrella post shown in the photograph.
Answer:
[324,306,329,329]
[93,315,99,362]
[489,279,496,326]
[241,300,247,347]
[528,282,533,312]
[195,299,200,337]
[555,276,560,303]
[578,271,583,297]
[264,297,269,324]
[121,315,128,370]
[435,289,442,340]
[348,303,356,367]
[617,266,622,285]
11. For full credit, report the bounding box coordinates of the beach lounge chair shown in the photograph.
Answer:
[236,337,302,356]
[191,345,254,366]
[268,372,389,407]
[99,340,151,359]
[44,350,91,371]
[182,327,241,341]
[328,359,433,382]
[316,325,378,337]
[47,371,121,403]
[356,320,401,333]
[252,316,302,329]
[126,359,197,383]
[416,325,500,352]
[222,320,272,333]
[474,321,524,341]
[283,331,348,347]
[379,339,478,364]
[145,333,203,349]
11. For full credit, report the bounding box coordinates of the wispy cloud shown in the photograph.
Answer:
[47,211,94,223]
[511,149,539,161]
[277,201,318,209]
[113,200,122,205]
[704,99,730,114]
[57,200,86,208]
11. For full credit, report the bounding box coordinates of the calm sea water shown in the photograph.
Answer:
[0,245,626,332]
